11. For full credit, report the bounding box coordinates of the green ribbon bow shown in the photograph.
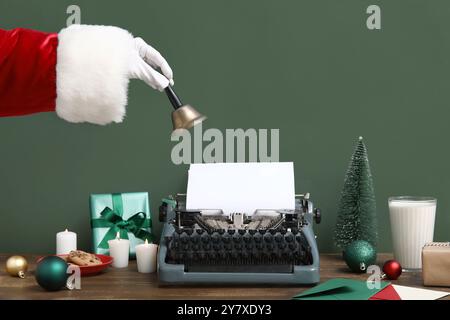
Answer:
[91,193,152,249]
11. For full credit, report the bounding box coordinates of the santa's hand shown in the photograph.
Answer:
[0,25,177,125]
[129,37,174,91]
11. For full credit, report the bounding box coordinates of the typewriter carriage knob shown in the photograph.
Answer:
[298,193,322,224]
[314,208,322,224]
[159,196,177,222]
[159,203,168,222]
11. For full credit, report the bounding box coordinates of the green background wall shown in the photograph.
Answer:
[0,0,449,254]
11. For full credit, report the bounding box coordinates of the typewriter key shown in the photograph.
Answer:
[263,234,273,243]
[169,240,177,250]
[243,233,252,243]
[180,232,189,243]
[285,232,294,242]
[201,234,210,243]
[278,242,287,249]
[191,234,200,243]
[211,232,220,243]
[169,250,177,260]
[275,233,283,242]
[222,234,231,243]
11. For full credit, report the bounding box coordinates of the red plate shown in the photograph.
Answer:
[37,254,113,276]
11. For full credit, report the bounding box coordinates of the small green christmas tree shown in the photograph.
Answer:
[334,136,378,250]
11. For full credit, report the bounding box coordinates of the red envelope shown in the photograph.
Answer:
[369,284,401,300]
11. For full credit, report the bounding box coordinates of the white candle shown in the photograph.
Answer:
[56,229,77,255]
[135,239,158,273]
[108,232,130,268]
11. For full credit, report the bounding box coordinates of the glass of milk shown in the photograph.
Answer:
[388,196,437,271]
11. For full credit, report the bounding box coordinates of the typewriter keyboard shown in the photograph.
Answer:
[164,228,313,273]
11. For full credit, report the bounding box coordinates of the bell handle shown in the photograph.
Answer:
[165,85,183,110]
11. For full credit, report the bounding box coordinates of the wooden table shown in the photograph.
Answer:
[0,253,448,300]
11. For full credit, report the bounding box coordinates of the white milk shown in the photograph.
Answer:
[388,197,436,270]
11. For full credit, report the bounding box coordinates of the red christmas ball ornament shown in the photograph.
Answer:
[383,259,402,280]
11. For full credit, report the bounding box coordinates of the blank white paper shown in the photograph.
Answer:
[186,162,296,215]
[392,285,449,300]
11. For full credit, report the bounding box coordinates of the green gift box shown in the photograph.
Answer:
[89,192,152,258]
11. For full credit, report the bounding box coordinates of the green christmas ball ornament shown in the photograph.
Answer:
[343,240,377,273]
[35,256,69,291]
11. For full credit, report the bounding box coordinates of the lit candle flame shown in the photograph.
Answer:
[145,239,148,245]
[116,231,120,240]
[65,229,68,232]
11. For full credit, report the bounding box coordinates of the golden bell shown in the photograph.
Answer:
[172,105,207,131]
[6,255,28,278]
[165,86,206,133]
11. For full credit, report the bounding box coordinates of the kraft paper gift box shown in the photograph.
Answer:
[422,242,450,287]
[90,192,152,258]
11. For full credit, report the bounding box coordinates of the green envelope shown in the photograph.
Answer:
[292,278,390,300]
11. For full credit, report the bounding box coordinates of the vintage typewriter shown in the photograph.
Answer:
[158,192,321,285]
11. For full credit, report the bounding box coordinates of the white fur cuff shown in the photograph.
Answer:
[56,25,134,125]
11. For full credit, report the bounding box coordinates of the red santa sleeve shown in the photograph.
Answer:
[0,28,58,116]
[0,25,135,125]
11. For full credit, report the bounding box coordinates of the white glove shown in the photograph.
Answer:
[128,37,174,91]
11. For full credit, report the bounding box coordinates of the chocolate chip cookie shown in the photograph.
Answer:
[67,250,102,266]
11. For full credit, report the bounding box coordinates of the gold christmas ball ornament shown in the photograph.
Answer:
[6,255,28,278]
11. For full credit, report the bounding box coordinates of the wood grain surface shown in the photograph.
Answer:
[0,253,448,300]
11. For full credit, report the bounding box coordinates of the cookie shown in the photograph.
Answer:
[67,250,102,266]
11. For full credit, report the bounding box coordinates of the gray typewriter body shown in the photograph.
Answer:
[158,194,321,285]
